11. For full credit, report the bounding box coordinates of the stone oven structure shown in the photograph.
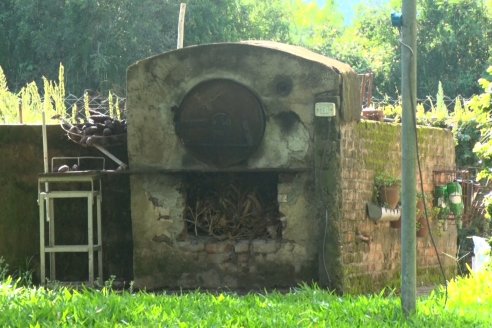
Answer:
[126,41,360,290]
[126,41,457,292]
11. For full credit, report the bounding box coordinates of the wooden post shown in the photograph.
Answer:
[177,3,187,49]
[18,100,23,124]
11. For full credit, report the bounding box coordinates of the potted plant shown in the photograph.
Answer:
[374,172,401,228]
[432,206,450,232]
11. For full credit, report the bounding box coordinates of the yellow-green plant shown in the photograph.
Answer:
[83,90,90,120]
[18,82,42,123]
[108,91,121,120]
[71,103,79,124]
[381,102,402,122]
[0,66,20,123]
[0,64,66,124]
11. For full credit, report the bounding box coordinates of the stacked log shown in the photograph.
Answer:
[62,111,127,147]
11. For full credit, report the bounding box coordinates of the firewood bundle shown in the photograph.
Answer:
[61,111,127,147]
[185,179,281,240]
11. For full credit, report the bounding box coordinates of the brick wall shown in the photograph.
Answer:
[339,121,457,292]
[0,125,133,283]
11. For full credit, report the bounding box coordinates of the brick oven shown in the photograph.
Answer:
[126,41,361,290]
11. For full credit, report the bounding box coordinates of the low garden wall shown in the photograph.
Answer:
[0,125,132,283]
[339,121,457,292]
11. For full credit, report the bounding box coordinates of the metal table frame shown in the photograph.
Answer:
[38,172,103,286]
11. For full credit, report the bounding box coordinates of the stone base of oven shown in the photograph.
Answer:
[133,239,318,290]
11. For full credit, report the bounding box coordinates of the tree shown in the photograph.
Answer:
[0,0,296,94]
[329,0,491,99]
[329,3,401,97]
[1,0,490,98]
[418,0,491,98]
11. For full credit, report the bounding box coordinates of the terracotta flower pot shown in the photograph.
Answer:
[390,218,401,229]
[379,185,400,209]
[379,185,401,229]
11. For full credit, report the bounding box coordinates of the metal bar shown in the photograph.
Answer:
[41,110,51,228]
[92,144,127,169]
[45,245,102,252]
[88,195,94,285]
[42,191,96,198]
[97,193,103,285]
[51,156,105,172]
[39,193,46,285]
[48,197,56,281]
[39,174,101,184]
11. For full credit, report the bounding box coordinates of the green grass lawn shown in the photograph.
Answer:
[0,271,491,327]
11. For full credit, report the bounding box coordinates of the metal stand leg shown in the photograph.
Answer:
[39,193,46,285]
[38,174,103,287]
[48,197,56,281]
[88,195,94,286]
[97,193,103,285]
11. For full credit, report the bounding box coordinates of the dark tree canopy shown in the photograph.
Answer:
[0,0,490,98]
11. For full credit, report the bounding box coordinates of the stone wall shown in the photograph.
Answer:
[130,171,320,290]
[339,121,457,293]
[0,125,133,283]
[126,41,360,290]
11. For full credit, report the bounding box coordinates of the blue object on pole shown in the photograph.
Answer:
[391,12,403,27]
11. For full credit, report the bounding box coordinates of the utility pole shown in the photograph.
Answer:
[401,0,417,316]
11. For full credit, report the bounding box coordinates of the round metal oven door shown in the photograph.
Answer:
[175,79,265,167]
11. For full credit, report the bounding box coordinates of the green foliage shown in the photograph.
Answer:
[0,0,180,95]
[186,0,293,44]
[414,82,451,128]
[0,0,305,95]
[330,3,400,96]
[484,193,492,219]
[372,74,488,170]
[0,64,66,124]
[0,273,491,326]
[442,266,492,319]
[471,66,492,182]
[0,66,18,123]
[0,0,490,99]
[454,119,481,167]
[373,172,401,205]
[374,172,401,188]
[0,257,8,282]
[284,0,342,51]
[328,0,491,99]
[469,67,492,219]
[418,0,491,98]
[381,101,402,123]
[0,257,33,287]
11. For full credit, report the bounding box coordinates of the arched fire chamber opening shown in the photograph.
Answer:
[182,172,283,240]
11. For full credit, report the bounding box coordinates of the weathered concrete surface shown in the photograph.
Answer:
[126,41,457,293]
[126,42,359,290]
[130,172,319,289]
[126,41,361,171]
[0,125,133,282]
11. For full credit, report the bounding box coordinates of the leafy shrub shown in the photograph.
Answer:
[454,119,481,168]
